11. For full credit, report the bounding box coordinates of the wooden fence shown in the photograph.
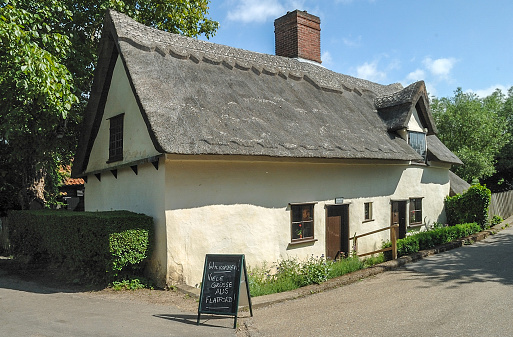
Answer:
[349,224,398,260]
[490,190,513,220]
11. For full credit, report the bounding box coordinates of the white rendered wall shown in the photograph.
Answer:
[163,158,450,287]
[84,161,168,285]
[86,55,160,173]
[84,56,166,285]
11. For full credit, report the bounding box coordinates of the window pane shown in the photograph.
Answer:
[302,221,313,238]
[364,202,372,220]
[410,198,422,224]
[292,207,302,222]
[292,222,302,239]
[109,114,124,162]
[408,131,426,160]
[291,204,314,240]
[302,205,313,221]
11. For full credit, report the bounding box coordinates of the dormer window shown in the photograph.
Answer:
[408,131,426,161]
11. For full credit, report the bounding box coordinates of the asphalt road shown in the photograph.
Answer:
[0,271,238,337]
[2,224,511,337]
[241,224,513,337]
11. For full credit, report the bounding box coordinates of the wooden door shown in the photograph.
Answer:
[326,205,349,259]
[391,201,407,239]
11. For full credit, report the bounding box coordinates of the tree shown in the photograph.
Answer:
[0,0,218,210]
[431,88,509,182]
[495,86,513,172]
[0,1,78,210]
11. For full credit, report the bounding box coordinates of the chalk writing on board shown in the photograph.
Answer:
[198,254,252,329]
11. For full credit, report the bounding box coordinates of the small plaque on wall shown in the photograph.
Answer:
[335,197,344,204]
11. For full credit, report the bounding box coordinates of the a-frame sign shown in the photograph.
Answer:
[197,254,253,329]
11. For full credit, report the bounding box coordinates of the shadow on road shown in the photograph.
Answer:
[154,313,236,329]
[404,228,513,288]
[0,256,103,294]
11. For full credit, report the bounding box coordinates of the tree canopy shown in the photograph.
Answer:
[431,87,511,183]
[0,0,218,212]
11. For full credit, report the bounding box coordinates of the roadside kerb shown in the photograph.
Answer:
[176,222,509,310]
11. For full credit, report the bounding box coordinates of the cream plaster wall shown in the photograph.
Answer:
[86,55,160,173]
[408,107,425,132]
[163,158,450,286]
[84,160,168,286]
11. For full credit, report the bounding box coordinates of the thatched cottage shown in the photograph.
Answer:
[72,10,462,287]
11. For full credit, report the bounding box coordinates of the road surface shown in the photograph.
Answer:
[241,224,513,336]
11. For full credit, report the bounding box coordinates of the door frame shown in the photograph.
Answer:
[325,204,349,260]
[391,200,407,239]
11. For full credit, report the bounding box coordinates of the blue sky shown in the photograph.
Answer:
[200,0,512,98]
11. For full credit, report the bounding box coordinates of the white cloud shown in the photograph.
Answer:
[227,0,285,23]
[466,84,511,98]
[404,69,425,83]
[423,57,457,80]
[342,35,362,48]
[321,51,333,67]
[335,0,377,3]
[226,0,309,23]
[356,61,386,82]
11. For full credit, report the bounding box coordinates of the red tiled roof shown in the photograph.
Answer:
[62,177,85,186]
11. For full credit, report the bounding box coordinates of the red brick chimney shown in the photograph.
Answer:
[274,10,321,64]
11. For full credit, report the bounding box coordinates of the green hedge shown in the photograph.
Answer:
[8,210,153,284]
[445,184,491,228]
[383,222,482,259]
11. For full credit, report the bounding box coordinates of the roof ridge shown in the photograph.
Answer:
[108,9,401,97]
[374,81,426,109]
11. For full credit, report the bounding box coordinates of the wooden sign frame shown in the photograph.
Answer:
[197,254,253,329]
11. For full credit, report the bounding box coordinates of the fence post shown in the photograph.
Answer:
[391,224,398,260]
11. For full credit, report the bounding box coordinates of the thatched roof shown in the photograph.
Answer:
[449,171,471,196]
[72,10,461,177]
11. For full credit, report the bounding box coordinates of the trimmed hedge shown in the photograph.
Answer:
[445,184,491,228]
[383,222,482,259]
[8,210,153,284]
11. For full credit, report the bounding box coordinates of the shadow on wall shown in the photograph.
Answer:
[165,161,405,210]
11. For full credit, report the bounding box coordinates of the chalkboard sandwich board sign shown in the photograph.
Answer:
[197,254,253,329]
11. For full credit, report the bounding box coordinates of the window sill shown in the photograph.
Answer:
[409,222,423,228]
[362,219,374,223]
[289,238,318,245]
[107,157,123,164]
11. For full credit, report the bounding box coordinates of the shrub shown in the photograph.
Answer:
[445,184,491,228]
[491,215,503,226]
[247,254,381,297]
[8,210,153,284]
[383,222,482,259]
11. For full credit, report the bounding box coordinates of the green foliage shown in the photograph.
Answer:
[328,256,366,279]
[383,222,482,259]
[299,255,332,285]
[111,277,153,291]
[495,87,513,172]
[431,88,510,182]
[0,0,79,208]
[8,210,153,284]
[247,255,382,297]
[491,215,503,226]
[445,184,491,227]
[0,0,219,210]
